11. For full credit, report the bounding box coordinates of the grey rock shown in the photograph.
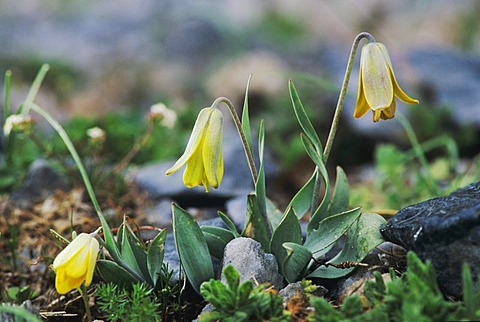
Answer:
[225,194,247,228]
[221,237,284,290]
[279,281,327,307]
[380,181,480,297]
[410,48,480,126]
[10,159,70,208]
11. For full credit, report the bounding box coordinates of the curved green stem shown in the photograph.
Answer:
[322,32,375,164]
[30,103,145,283]
[19,64,50,115]
[212,97,258,184]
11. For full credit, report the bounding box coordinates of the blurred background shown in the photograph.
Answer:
[1,0,479,206]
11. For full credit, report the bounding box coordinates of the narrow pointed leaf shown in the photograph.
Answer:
[147,229,167,287]
[301,134,332,233]
[289,80,322,152]
[96,259,138,288]
[304,206,362,255]
[172,203,214,294]
[270,207,302,274]
[266,197,284,231]
[286,169,317,219]
[218,211,240,237]
[201,226,235,259]
[283,242,312,283]
[308,213,386,279]
[120,222,150,280]
[241,74,254,154]
[328,166,349,216]
[242,193,271,252]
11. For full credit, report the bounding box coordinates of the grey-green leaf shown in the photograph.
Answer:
[289,80,322,152]
[201,226,236,259]
[308,213,386,279]
[147,229,167,287]
[328,166,350,216]
[270,207,302,274]
[285,169,317,220]
[282,242,312,283]
[96,259,139,288]
[172,203,214,294]
[303,206,362,256]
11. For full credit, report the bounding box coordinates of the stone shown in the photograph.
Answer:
[221,237,284,291]
[279,281,327,307]
[380,181,480,297]
[9,159,70,208]
[409,48,480,126]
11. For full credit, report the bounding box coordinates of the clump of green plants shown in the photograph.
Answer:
[199,265,290,322]
[308,252,480,321]
[96,282,161,322]
[350,115,480,213]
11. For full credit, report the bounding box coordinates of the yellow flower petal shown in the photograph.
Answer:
[353,68,370,119]
[361,43,394,111]
[52,233,99,294]
[354,42,419,122]
[165,108,212,175]
[203,108,223,189]
[167,106,224,192]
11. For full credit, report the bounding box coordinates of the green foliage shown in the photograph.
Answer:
[96,216,169,291]
[351,131,480,212]
[199,265,290,322]
[96,282,161,322]
[0,303,41,322]
[2,286,37,305]
[308,252,480,321]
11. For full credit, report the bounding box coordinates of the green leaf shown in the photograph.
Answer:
[303,206,362,255]
[266,197,284,231]
[285,169,317,219]
[327,166,350,216]
[242,193,271,252]
[147,229,167,287]
[308,213,386,279]
[96,259,139,288]
[172,203,214,294]
[270,207,302,275]
[289,80,322,152]
[255,120,268,219]
[120,221,149,283]
[301,134,331,233]
[282,242,312,283]
[0,304,42,322]
[201,226,236,259]
[241,74,254,154]
[218,211,240,237]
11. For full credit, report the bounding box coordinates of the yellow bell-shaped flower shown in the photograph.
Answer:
[353,42,419,122]
[52,233,100,294]
[165,107,224,192]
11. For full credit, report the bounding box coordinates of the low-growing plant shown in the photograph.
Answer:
[96,282,161,322]
[169,32,420,293]
[308,252,480,321]
[199,265,290,322]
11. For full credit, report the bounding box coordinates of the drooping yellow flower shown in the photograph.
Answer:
[165,107,223,192]
[354,42,419,122]
[52,233,100,294]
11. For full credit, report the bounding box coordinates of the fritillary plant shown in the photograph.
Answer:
[2,31,423,320]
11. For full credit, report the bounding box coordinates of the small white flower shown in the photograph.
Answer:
[148,103,177,128]
[86,127,106,143]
